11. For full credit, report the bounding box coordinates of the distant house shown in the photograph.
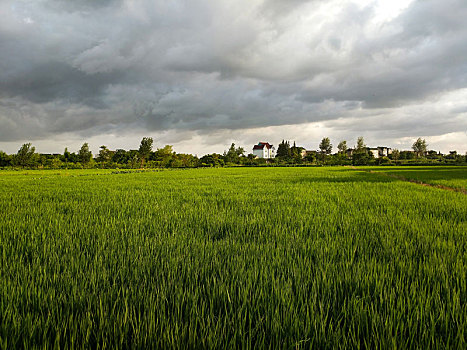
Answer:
[367,148,380,158]
[366,147,392,158]
[253,142,275,159]
[377,147,392,157]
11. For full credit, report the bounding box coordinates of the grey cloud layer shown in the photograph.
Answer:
[0,0,466,145]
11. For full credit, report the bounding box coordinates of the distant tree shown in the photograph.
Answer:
[151,145,174,167]
[412,138,427,157]
[97,145,112,163]
[13,143,36,168]
[62,148,79,163]
[452,152,464,163]
[200,153,224,167]
[176,153,199,168]
[129,151,139,168]
[391,149,400,161]
[0,151,11,167]
[290,142,304,163]
[62,147,71,166]
[352,137,371,165]
[352,152,372,165]
[152,145,173,160]
[224,143,245,164]
[304,151,316,163]
[319,137,332,155]
[78,143,92,164]
[49,157,64,169]
[138,137,154,166]
[399,150,415,160]
[0,151,12,167]
[112,149,129,164]
[276,140,291,160]
[355,136,366,153]
[337,140,347,154]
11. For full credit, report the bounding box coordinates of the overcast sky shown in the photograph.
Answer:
[1,0,466,155]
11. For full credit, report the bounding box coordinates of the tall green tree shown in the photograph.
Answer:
[304,151,316,163]
[112,149,129,164]
[152,145,174,166]
[0,150,12,167]
[78,143,92,164]
[224,143,245,164]
[319,137,332,155]
[355,136,366,153]
[138,137,154,166]
[352,137,371,165]
[412,138,427,158]
[13,143,36,168]
[0,151,10,167]
[62,148,79,163]
[290,142,304,163]
[276,140,291,160]
[97,145,112,163]
[129,151,139,168]
[337,140,347,154]
[63,147,71,166]
[176,153,200,168]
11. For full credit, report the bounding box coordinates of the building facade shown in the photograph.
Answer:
[253,142,275,159]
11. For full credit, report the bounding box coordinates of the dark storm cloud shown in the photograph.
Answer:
[0,61,128,107]
[0,0,466,148]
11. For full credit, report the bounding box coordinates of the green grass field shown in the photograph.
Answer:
[1,167,466,349]
[364,166,467,190]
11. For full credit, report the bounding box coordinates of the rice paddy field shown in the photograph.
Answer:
[1,166,466,349]
[364,166,467,191]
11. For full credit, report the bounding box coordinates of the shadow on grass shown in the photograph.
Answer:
[321,166,466,182]
[364,166,466,172]
[276,171,397,184]
[363,167,467,183]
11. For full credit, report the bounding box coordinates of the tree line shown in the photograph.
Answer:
[1,138,195,169]
[271,137,465,166]
[0,136,465,169]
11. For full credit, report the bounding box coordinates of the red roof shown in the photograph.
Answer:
[253,142,273,150]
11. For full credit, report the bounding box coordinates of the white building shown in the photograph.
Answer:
[368,148,380,158]
[253,142,275,159]
[377,146,392,157]
[367,146,392,158]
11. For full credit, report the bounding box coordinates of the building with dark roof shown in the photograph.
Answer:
[252,142,275,159]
